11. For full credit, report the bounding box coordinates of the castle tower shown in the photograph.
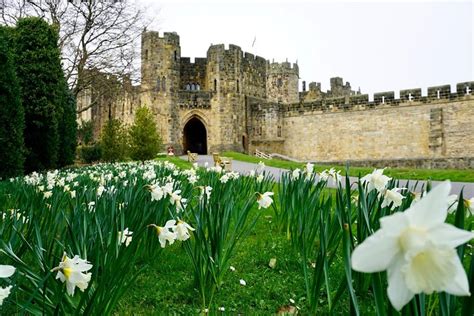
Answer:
[140,31,181,148]
[206,44,245,152]
[266,61,299,103]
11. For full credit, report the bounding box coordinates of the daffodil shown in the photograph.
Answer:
[52,253,93,296]
[361,168,391,193]
[351,181,474,311]
[149,220,178,248]
[170,190,187,212]
[381,188,405,210]
[257,192,274,209]
[174,220,195,241]
[464,197,474,216]
[291,169,301,180]
[118,228,133,247]
[0,264,15,305]
[149,184,164,201]
[305,162,314,175]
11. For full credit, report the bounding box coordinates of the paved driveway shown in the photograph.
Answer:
[182,155,474,198]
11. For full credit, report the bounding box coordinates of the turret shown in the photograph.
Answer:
[266,61,299,103]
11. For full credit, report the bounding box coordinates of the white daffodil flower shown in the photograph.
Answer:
[256,174,264,183]
[257,192,274,209]
[150,220,178,248]
[291,168,301,180]
[305,162,314,175]
[149,185,164,202]
[0,265,15,279]
[381,188,405,210]
[97,185,105,197]
[220,174,229,183]
[0,286,12,306]
[361,168,391,193]
[249,169,256,177]
[174,220,195,241]
[118,228,133,247]
[351,181,474,311]
[170,190,187,212]
[52,253,93,296]
[257,161,265,172]
[43,191,53,199]
[239,279,246,286]
[199,186,212,201]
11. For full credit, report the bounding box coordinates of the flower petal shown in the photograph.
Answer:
[387,256,414,311]
[428,223,474,248]
[351,230,399,273]
[443,255,471,296]
[0,265,15,278]
[405,181,451,228]
[380,211,409,236]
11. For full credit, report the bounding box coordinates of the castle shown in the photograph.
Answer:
[78,30,474,168]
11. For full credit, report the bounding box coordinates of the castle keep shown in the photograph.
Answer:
[78,30,474,168]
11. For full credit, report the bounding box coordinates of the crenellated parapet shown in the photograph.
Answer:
[281,81,474,117]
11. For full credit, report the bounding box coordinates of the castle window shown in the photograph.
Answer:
[161,76,166,91]
[214,79,217,92]
[191,83,195,91]
[174,50,177,61]
[237,79,240,93]
[277,125,282,137]
[145,49,148,61]
[186,83,191,91]
[196,83,200,91]
[277,78,283,88]
[156,78,161,91]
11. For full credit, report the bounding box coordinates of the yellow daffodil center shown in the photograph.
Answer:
[398,227,428,253]
[63,267,72,279]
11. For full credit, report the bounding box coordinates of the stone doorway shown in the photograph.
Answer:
[183,117,207,154]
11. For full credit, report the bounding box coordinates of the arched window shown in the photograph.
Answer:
[156,78,161,91]
[214,79,217,92]
[174,50,177,61]
[237,79,240,93]
[191,83,195,91]
[186,84,191,91]
[161,76,166,91]
[196,84,200,91]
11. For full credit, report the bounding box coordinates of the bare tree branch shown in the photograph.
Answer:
[1,0,153,113]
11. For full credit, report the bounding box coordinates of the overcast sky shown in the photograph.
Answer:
[139,0,473,97]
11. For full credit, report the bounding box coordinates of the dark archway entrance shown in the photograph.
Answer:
[183,117,207,154]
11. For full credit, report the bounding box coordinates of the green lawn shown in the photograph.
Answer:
[222,152,474,183]
[156,156,193,169]
[115,188,357,315]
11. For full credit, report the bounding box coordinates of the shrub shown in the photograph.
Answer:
[100,119,129,162]
[14,17,66,172]
[0,26,24,178]
[129,106,162,161]
[79,143,102,164]
[78,120,95,145]
[58,90,78,167]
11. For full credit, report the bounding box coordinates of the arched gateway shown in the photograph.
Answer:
[183,117,207,154]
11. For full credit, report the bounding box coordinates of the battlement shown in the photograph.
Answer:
[280,81,474,117]
[243,52,267,66]
[268,61,299,75]
[142,31,180,45]
[207,43,242,56]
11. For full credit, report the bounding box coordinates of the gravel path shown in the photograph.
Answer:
[181,155,474,198]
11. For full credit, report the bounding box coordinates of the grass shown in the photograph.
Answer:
[222,151,474,183]
[156,156,193,169]
[115,188,355,315]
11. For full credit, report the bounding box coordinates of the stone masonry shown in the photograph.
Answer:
[77,30,474,168]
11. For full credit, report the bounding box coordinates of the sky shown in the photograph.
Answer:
[139,0,473,98]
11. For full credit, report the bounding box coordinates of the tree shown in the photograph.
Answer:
[100,119,128,162]
[14,17,65,172]
[1,0,151,112]
[129,106,161,161]
[58,90,77,167]
[0,25,24,178]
